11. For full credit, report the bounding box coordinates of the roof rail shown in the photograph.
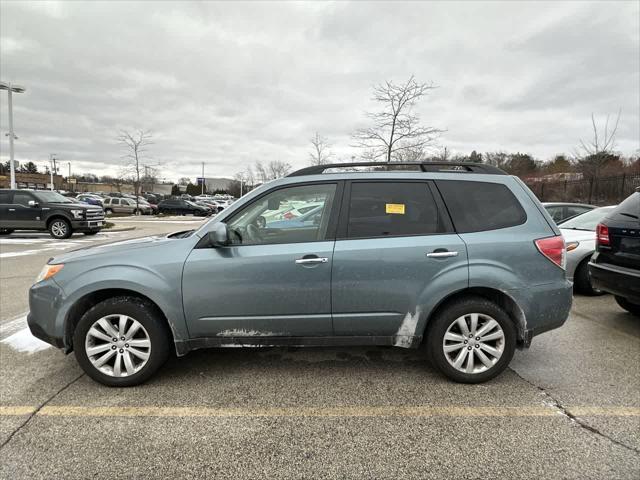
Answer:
[287,161,507,177]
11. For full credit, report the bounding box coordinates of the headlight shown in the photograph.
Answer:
[70,209,84,219]
[566,241,580,252]
[35,264,64,284]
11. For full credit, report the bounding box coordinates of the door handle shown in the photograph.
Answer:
[8,209,15,212]
[295,257,328,265]
[426,251,458,258]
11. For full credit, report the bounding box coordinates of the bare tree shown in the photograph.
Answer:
[352,76,443,162]
[573,110,622,178]
[253,160,291,183]
[118,129,153,213]
[309,132,333,165]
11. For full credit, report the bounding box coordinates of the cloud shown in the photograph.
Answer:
[0,0,638,182]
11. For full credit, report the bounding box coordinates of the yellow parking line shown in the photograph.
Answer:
[0,405,638,418]
[0,406,37,416]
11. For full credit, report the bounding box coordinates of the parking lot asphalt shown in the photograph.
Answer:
[0,217,638,479]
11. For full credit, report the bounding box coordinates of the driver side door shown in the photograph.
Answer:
[182,182,342,339]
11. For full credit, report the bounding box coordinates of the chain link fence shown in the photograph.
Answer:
[524,174,640,206]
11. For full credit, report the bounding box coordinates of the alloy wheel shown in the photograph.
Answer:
[84,314,151,377]
[442,313,505,374]
[51,221,68,238]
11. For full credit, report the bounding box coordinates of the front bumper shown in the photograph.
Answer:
[589,261,640,303]
[71,219,105,231]
[28,279,68,351]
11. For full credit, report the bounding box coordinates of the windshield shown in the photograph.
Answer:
[559,206,616,231]
[32,191,73,203]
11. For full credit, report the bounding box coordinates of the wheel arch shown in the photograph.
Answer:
[421,287,527,346]
[45,213,72,229]
[64,288,178,355]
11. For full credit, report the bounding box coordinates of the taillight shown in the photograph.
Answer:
[535,235,566,269]
[596,223,610,247]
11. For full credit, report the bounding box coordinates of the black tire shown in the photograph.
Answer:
[0,228,14,235]
[83,231,99,236]
[73,296,171,387]
[48,218,72,239]
[615,296,640,317]
[104,208,113,215]
[426,296,517,383]
[574,260,605,296]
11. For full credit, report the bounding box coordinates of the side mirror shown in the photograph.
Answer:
[28,200,38,207]
[207,222,229,247]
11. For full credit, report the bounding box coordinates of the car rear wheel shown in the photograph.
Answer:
[615,296,640,317]
[0,228,14,235]
[49,218,72,239]
[427,296,516,383]
[104,208,113,215]
[73,296,171,387]
[574,260,605,296]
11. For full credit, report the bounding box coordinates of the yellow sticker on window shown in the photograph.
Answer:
[386,203,405,214]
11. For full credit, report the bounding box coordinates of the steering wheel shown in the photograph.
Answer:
[246,224,263,242]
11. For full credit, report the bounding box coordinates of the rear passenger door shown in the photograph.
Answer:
[331,181,468,342]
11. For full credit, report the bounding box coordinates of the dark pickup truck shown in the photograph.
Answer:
[589,190,640,316]
[0,189,105,239]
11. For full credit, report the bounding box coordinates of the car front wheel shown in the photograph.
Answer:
[427,296,516,383]
[73,296,171,387]
[49,218,72,239]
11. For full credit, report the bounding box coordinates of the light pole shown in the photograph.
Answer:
[49,153,57,190]
[201,162,205,195]
[0,81,27,189]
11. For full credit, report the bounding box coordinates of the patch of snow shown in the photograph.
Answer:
[0,314,28,338]
[1,327,51,353]
[393,307,421,348]
[0,238,47,245]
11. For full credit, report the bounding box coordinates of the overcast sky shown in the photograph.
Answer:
[1,0,639,182]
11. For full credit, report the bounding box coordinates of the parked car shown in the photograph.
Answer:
[76,193,104,206]
[560,206,616,295]
[136,197,158,214]
[589,191,640,316]
[543,202,596,224]
[103,197,152,215]
[193,201,215,215]
[27,161,572,386]
[266,204,324,229]
[157,198,210,216]
[0,189,104,239]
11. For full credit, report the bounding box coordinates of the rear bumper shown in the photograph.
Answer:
[511,280,573,345]
[589,261,640,302]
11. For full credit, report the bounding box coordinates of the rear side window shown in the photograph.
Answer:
[347,182,442,238]
[609,192,639,221]
[436,180,526,233]
[0,192,11,203]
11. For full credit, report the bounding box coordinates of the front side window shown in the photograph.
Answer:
[436,180,527,233]
[226,183,337,245]
[346,182,441,238]
[32,191,72,203]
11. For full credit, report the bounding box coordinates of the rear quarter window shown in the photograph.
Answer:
[436,180,527,233]
[608,192,639,222]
